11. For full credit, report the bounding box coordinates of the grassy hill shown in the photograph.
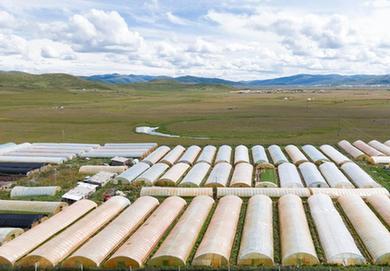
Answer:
[0,71,111,91]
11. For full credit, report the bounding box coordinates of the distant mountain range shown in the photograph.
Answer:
[84,73,390,87]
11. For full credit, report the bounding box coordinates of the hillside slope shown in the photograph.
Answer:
[85,73,390,87]
[0,71,110,90]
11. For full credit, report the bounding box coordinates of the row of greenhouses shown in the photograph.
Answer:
[0,193,388,269]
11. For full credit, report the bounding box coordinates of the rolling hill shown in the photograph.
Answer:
[85,73,390,87]
[0,71,110,90]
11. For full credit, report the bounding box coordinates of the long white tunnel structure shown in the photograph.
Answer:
[180,162,211,187]
[278,194,319,266]
[302,145,329,164]
[215,145,232,164]
[337,140,366,160]
[299,162,329,188]
[192,195,242,267]
[308,194,365,265]
[285,145,308,165]
[318,162,354,188]
[338,195,390,264]
[63,197,159,268]
[134,163,169,185]
[278,162,303,188]
[204,162,232,187]
[19,197,129,268]
[340,162,381,188]
[268,145,288,166]
[230,163,253,187]
[149,196,214,266]
[234,145,250,165]
[196,145,217,165]
[238,195,274,266]
[0,200,97,266]
[104,196,187,268]
[366,194,390,227]
[156,162,190,186]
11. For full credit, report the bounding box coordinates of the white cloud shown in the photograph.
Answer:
[0,2,390,79]
[166,12,188,25]
[0,10,16,28]
[68,9,143,52]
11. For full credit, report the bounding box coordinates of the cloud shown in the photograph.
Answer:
[68,9,143,52]
[0,33,27,55]
[166,12,188,25]
[0,2,390,79]
[0,10,16,28]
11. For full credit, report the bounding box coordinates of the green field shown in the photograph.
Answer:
[1,73,390,270]
[1,72,389,145]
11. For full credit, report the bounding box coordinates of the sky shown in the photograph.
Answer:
[1,0,390,80]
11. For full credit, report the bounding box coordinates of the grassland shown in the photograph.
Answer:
[0,72,389,145]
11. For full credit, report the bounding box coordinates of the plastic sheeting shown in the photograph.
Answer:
[0,228,24,245]
[308,194,365,265]
[142,146,171,165]
[63,196,159,268]
[160,145,186,166]
[0,214,45,228]
[204,162,232,187]
[79,165,127,174]
[338,195,390,264]
[104,196,186,268]
[368,140,390,156]
[134,163,169,186]
[80,143,156,158]
[19,196,129,268]
[156,162,190,186]
[140,187,213,197]
[0,143,31,155]
[386,140,390,147]
[149,196,214,266]
[302,145,329,165]
[319,145,351,166]
[0,156,65,164]
[0,199,96,266]
[337,140,366,160]
[10,186,61,198]
[180,162,211,187]
[368,156,390,164]
[353,140,383,156]
[115,162,150,183]
[268,145,288,166]
[310,188,389,198]
[340,162,381,188]
[0,162,45,175]
[0,200,67,214]
[251,145,270,165]
[234,145,250,165]
[318,162,354,188]
[84,171,115,187]
[230,163,253,187]
[192,195,242,267]
[216,188,311,198]
[279,194,319,266]
[196,145,217,165]
[366,194,390,226]
[177,145,201,165]
[278,162,304,188]
[299,162,329,188]
[238,195,273,266]
[215,145,232,164]
[62,183,97,202]
[285,145,308,165]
